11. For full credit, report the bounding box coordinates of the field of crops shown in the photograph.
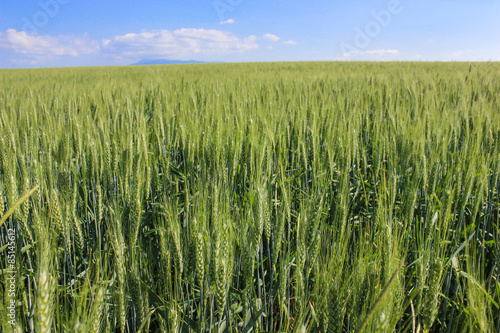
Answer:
[1,62,499,332]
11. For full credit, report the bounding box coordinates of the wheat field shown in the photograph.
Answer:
[0,62,499,332]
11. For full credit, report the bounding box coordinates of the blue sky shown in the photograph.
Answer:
[0,0,499,68]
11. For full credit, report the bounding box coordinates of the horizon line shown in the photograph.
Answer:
[1,59,499,70]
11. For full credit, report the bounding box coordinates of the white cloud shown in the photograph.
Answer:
[0,29,99,61]
[0,28,260,65]
[337,49,398,60]
[220,19,235,25]
[102,29,258,59]
[263,33,280,42]
[452,50,463,57]
[283,40,298,45]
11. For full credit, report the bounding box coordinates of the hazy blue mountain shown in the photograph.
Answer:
[131,59,206,66]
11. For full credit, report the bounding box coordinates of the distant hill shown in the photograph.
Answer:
[131,59,206,66]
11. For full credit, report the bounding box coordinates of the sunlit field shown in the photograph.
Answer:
[1,62,499,332]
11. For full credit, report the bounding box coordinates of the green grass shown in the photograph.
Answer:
[0,62,499,332]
